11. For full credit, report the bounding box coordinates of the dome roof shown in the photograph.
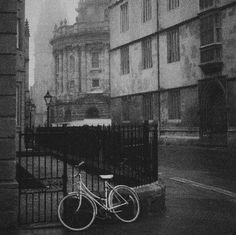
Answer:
[76,0,110,23]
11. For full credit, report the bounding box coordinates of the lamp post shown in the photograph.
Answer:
[44,91,52,127]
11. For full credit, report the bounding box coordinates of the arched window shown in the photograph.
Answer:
[70,55,75,73]
[86,107,99,119]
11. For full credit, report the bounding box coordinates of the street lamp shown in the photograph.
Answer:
[44,91,52,127]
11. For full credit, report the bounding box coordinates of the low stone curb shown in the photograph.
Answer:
[133,181,166,216]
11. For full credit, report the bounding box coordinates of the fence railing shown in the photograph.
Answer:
[35,122,158,187]
[16,123,158,225]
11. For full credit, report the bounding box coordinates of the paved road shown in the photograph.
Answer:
[16,146,236,235]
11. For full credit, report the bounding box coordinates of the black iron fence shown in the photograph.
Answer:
[36,122,158,186]
[16,122,158,226]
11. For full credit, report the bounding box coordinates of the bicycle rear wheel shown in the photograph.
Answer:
[108,185,140,223]
[58,193,96,231]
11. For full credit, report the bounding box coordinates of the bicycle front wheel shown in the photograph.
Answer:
[58,193,96,231]
[108,185,140,223]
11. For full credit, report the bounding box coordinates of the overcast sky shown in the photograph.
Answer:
[25,0,77,86]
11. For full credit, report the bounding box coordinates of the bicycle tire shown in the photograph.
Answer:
[108,185,140,223]
[58,192,97,231]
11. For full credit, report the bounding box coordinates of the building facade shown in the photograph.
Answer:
[50,0,110,125]
[31,0,66,126]
[109,0,236,146]
[0,0,29,228]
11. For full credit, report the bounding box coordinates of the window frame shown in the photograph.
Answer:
[120,2,129,33]
[200,12,221,46]
[120,46,130,75]
[167,27,180,63]
[142,0,152,23]
[167,0,179,11]
[92,79,100,88]
[168,89,181,120]
[142,37,153,69]
[200,0,214,10]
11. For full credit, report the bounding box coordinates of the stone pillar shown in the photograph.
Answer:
[59,51,63,94]
[63,48,68,94]
[80,44,87,92]
[74,47,80,92]
[53,52,57,97]
[0,0,18,229]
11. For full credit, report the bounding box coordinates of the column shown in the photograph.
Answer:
[63,48,68,94]
[53,52,58,97]
[59,51,63,95]
[80,44,87,92]
[74,47,80,92]
[0,0,18,229]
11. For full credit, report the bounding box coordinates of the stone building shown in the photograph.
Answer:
[109,0,236,146]
[50,0,110,125]
[31,0,66,126]
[0,0,29,228]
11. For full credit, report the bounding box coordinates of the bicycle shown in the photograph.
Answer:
[58,161,140,231]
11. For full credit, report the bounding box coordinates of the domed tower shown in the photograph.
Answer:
[32,0,67,126]
[50,0,110,125]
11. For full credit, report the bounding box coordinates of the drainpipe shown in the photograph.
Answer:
[157,0,161,138]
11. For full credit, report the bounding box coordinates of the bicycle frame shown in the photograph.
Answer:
[73,174,128,213]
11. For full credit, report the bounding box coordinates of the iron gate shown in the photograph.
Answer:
[16,129,68,225]
[16,123,159,226]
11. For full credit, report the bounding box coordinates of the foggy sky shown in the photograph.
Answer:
[25,0,77,87]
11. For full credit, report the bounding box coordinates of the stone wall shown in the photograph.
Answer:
[110,36,158,97]
[0,0,18,229]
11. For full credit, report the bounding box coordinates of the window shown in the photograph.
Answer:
[167,27,180,63]
[122,97,130,121]
[70,55,75,73]
[92,79,100,88]
[200,13,221,46]
[200,0,214,10]
[120,46,130,75]
[142,0,152,23]
[91,52,99,68]
[168,89,181,120]
[168,0,179,10]
[143,94,153,121]
[120,2,129,32]
[142,37,153,69]
[16,18,21,49]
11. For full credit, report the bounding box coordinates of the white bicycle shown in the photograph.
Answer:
[58,161,140,231]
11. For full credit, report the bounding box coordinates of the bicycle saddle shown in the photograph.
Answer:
[99,174,114,180]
